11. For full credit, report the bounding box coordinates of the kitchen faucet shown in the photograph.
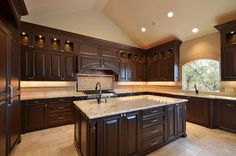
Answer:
[194,84,199,94]
[95,82,102,104]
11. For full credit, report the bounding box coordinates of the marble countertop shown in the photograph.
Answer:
[74,95,188,119]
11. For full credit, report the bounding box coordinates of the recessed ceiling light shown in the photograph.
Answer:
[22,32,26,35]
[67,40,70,43]
[38,35,42,38]
[167,12,174,18]
[141,27,146,32]
[53,38,57,41]
[192,28,199,33]
[231,31,235,34]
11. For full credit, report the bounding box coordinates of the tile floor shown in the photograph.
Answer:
[11,123,236,156]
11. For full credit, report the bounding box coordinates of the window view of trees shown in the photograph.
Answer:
[182,59,220,92]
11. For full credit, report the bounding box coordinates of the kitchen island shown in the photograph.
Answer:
[73,95,188,156]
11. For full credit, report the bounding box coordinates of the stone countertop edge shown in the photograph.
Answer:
[73,95,188,119]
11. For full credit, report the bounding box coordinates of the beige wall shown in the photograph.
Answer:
[22,10,138,47]
[180,32,221,66]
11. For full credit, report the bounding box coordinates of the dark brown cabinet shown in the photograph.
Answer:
[47,52,63,80]
[215,100,236,133]
[187,97,211,127]
[167,103,186,142]
[8,96,21,152]
[215,20,236,81]
[22,98,74,133]
[146,40,181,81]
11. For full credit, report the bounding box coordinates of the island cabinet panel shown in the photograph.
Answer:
[74,102,187,156]
[123,111,142,156]
[100,115,123,156]
[166,103,186,142]
[214,99,236,133]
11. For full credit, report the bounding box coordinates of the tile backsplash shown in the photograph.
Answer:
[77,74,115,91]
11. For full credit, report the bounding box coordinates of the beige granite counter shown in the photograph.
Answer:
[73,95,188,119]
[20,91,86,100]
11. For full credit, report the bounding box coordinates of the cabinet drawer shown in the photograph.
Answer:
[48,114,74,125]
[143,115,164,128]
[143,124,165,140]
[143,107,164,118]
[143,135,164,152]
[49,98,73,104]
[26,99,47,105]
[48,104,73,113]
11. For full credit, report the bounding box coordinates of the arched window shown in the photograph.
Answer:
[182,59,220,92]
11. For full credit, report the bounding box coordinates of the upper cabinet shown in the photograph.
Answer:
[20,27,77,81]
[215,20,236,81]
[146,40,182,81]
[119,51,146,81]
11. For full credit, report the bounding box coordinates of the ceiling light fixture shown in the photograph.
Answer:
[22,32,26,35]
[38,35,42,38]
[231,31,235,34]
[167,12,174,18]
[192,28,199,33]
[67,41,70,43]
[53,38,57,41]
[141,27,146,32]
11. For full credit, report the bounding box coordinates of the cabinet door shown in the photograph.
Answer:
[159,60,166,81]
[124,111,141,156]
[176,104,186,136]
[0,100,7,156]
[8,96,21,152]
[47,52,62,80]
[25,102,47,131]
[101,115,123,156]
[166,58,174,81]
[187,98,210,127]
[21,47,34,80]
[63,54,76,81]
[166,105,176,142]
[217,100,236,132]
[33,49,47,80]
[119,61,127,81]
[126,62,132,80]
[221,47,236,80]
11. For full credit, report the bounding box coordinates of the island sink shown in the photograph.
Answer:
[73,95,188,156]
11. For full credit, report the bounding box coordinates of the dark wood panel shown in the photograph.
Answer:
[33,49,47,80]
[47,52,62,80]
[78,55,101,72]
[124,111,141,156]
[101,115,123,156]
[167,105,176,142]
[0,100,7,156]
[63,54,76,80]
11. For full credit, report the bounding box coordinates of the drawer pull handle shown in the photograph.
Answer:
[57,117,65,120]
[151,110,159,113]
[151,129,160,134]
[151,119,159,123]
[226,104,234,107]
[127,115,136,120]
[151,140,159,146]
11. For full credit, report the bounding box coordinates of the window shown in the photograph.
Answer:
[182,59,220,92]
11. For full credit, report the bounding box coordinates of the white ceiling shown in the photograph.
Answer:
[23,0,236,48]
[24,0,110,17]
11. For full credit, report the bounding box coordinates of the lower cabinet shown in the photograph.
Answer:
[74,103,187,156]
[8,96,21,153]
[214,100,236,133]
[166,103,186,142]
[21,98,74,133]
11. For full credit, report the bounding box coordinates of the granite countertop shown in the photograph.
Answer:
[73,95,188,119]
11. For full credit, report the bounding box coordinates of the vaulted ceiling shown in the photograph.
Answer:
[23,0,236,49]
